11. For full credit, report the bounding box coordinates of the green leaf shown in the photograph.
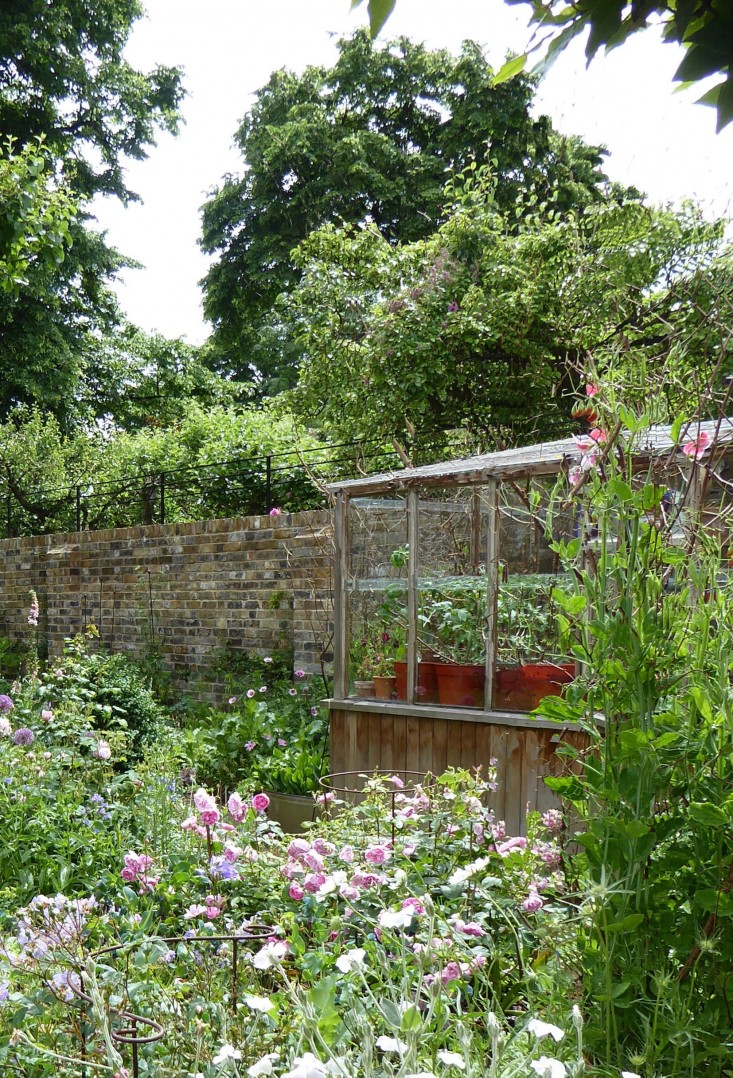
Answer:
[533,695,584,723]
[688,802,730,828]
[717,76,733,132]
[696,77,733,131]
[367,0,396,36]
[674,46,724,84]
[585,0,625,59]
[694,889,733,916]
[618,820,651,840]
[605,913,644,933]
[380,1000,403,1029]
[606,477,633,503]
[535,19,589,77]
[400,1004,422,1032]
[544,775,585,801]
[494,54,528,85]
[690,687,713,720]
[670,415,685,445]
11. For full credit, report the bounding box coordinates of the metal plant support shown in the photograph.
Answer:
[61,927,273,1078]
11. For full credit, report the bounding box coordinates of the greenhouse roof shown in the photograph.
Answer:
[328,417,733,496]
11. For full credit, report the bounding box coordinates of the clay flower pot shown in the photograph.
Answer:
[494,662,575,711]
[394,661,438,703]
[266,791,321,834]
[373,675,397,700]
[353,679,376,699]
[434,663,486,707]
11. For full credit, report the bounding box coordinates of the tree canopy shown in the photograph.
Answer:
[0,0,185,425]
[0,0,183,201]
[353,0,733,132]
[200,30,626,393]
[284,167,729,455]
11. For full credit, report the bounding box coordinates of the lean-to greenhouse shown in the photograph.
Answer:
[325,418,733,832]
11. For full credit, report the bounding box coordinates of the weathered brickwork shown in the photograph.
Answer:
[0,512,334,696]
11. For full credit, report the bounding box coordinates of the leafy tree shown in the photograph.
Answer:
[201,30,624,391]
[0,138,76,297]
[82,327,247,431]
[0,0,183,201]
[0,137,102,421]
[353,0,733,132]
[0,0,185,424]
[285,167,729,454]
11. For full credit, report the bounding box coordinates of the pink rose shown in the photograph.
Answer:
[313,838,335,856]
[304,873,326,893]
[227,792,247,822]
[287,838,310,859]
[251,792,270,813]
[289,882,305,901]
[364,845,390,865]
[194,788,217,814]
[522,890,543,913]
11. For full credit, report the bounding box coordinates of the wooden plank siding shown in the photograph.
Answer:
[329,705,589,835]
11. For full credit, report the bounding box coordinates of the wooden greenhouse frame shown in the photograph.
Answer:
[325,418,733,833]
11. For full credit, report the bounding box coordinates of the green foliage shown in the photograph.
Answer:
[540,407,733,1072]
[0,401,333,534]
[201,30,619,391]
[82,326,246,431]
[26,632,166,760]
[186,675,328,796]
[0,0,183,203]
[355,0,733,133]
[287,176,726,450]
[0,138,76,297]
[0,0,184,425]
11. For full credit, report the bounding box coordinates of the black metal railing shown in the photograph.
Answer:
[0,440,402,538]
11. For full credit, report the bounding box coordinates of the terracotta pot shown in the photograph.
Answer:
[373,675,397,700]
[394,661,438,703]
[266,791,321,834]
[434,662,486,707]
[353,679,376,699]
[494,663,575,711]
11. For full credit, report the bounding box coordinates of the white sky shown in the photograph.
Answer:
[90,0,733,345]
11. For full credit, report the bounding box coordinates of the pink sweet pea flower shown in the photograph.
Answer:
[496,836,527,856]
[183,903,208,920]
[585,382,599,397]
[682,430,711,459]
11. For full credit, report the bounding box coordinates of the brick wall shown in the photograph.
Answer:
[0,511,333,697]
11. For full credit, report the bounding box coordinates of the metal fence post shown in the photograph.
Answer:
[6,493,11,539]
[159,471,166,525]
[265,455,272,513]
[76,486,82,532]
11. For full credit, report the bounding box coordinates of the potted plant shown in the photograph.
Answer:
[351,627,401,699]
[494,577,574,711]
[420,582,488,707]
